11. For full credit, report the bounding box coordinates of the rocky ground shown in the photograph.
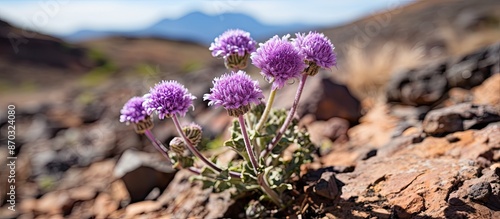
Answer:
[1,0,500,218]
[0,39,499,218]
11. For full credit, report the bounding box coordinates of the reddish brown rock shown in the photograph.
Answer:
[68,186,96,201]
[473,73,500,110]
[333,122,500,218]
[93,193,119,219]
[321,104,398,167]
[124,200,162,218]
[34,191,74,215]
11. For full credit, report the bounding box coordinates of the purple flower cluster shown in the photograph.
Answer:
[209,29,256,59]
[120,96,148,124]
[143,80,196,119]
[251,35,306,89]
[204,71,263,115]
[293,32,336,68]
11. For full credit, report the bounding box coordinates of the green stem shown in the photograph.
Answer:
[254,88,277,132]
[258,172,284,208]
[172,115,241,179]
[238,115,259,174]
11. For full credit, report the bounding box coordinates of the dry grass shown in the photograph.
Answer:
[339,42,425,108]
[438,19,500,56]
[339,25,500,110]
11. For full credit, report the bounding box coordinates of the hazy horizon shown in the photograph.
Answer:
[0,0,414,36]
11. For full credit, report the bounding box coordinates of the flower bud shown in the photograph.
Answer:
[169,137,187,155]
[182,123,203,146]
[133,116,154,134]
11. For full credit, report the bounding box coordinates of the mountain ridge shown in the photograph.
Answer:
[64,11,319,45]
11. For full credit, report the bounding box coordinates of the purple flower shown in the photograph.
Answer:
[203,71,263,116]
[251,35,306,89]
[209,29,256,59]
[120,96,148,124]
[143,80,196,119]
[293,32,336,69]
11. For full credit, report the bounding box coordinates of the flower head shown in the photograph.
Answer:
[293,32,336,75]
[203,71,264,117]
[210,29,256,70]
[120,96,148,124]
[143,80,196,119]
[251,35,306,89]
[120,96,154,133]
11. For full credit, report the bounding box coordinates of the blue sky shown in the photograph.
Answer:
[0,0,414,35]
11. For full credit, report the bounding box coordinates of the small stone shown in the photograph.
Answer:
[469,181,491,202]
[313,171,339,200]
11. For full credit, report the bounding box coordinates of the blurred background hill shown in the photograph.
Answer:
[64,12,313,44]
[1,0,500,218]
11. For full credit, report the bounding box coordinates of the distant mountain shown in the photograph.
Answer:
[63,12,318,45]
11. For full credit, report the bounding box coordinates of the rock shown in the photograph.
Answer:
[34,191,74,215]
[93,193,119,219]
[386,43,500,106]
[338,156,480,218]
[313,171,340,200]
[54,159,116,192]
[331,121,500,218]
[306,117,349,150]
[113,150,176,203]
[387,62,448,106]
[444,87,474,106]
[377,133,424,157]
[469,181,491,202]
[394,123,500,162]
[422,103,500,135]
[109,180,130,207]
[448,167,500,211]
[155,170,234,219]
[321,104,398,167]
[446,43,500,89]
[68,186,96,201]
[275,75,362,124]
[124,200,162,218]
[473,74,500,110]
[349,104,399,148]
[81,102,106,123]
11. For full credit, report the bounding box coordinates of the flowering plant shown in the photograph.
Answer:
[120,29,336,217]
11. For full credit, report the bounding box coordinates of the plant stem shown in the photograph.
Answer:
[186,167,202,175]
[238,115,259,174]
[144,130,204,175]
[258,172,284,208]
[172,115,241,179]
[144,129,172,165]
[254,88,277,132]
[261,74,308,158]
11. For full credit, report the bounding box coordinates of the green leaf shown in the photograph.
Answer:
[201,179,216,190]
[216,169,230,180]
